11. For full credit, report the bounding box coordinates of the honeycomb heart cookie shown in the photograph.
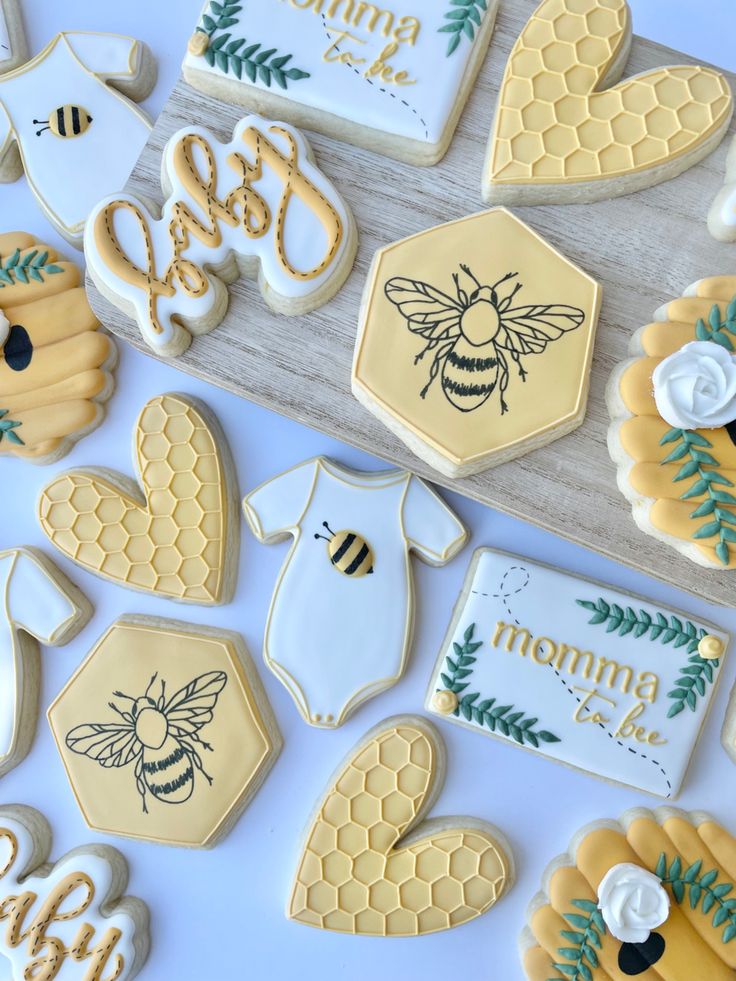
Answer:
[289,716,513,937]
[37,393,238,604]
[483,0,733,204]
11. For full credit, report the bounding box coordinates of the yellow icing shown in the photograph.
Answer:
[353,209,601,471]
[488,0,732,190]
[48,618,279,848]
[289,719,510,936]
[37,393,233,603]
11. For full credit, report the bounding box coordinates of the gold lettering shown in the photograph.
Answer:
[593,656,633,694]
[614,702,667,746]
[531,636,557,665]
[322,28,367,65]
[572,687,615,725]
[363,42,416,85]
[492,621,530,656]
[554,643,594,679]
[353,1,393,35]
[634,672,659,704]
[325,0,355,20]
[394,15,420,44]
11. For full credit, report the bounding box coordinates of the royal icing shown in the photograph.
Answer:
[0,231,116,464]
[48,616,281,849]
[0,547,89,779]
[85,114,355,357]
[353,208,602,477]
[426,548,728,799]
[0,0,27,74]
[244,457,466,727]
[521,808,736,979]
[484,0,733,203]
[0,33,153,247]
[608,277,736,569]
[708,135,736,242]
[38,393,238,604]
[0,804,148,981]
[182,0,498,164]
[289,716,512,935]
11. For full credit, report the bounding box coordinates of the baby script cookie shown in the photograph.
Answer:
[353,208,602,477]
[244,456,467,727]
[48,616,282,849]
[38,393,239,605]
[0,32,156,248]
[0,804,149,981]
[0,0,27,74]
[0,231,117,465]
[0,546,90,779]
[483,0,733,205]
[607,276,736,569]
[85,114,357,358]
[708,135,736,242]
[289,715,513,935]
[520,807,736,980]
[426,547,728,799]
[182,0,498,166]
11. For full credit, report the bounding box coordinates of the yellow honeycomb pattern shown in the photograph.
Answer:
[489,0,732,186]
[38,394,231,604]
[289,721,510,936]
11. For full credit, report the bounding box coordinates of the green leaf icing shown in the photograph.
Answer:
[438,0,488,56]
[0,409,24,445]
[196,1,310,87]
[438,623,561,747]
[548,898,605,981]
[659,853,736,943]
[0,248,63,289]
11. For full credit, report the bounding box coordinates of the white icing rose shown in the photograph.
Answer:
[653,340,736,430]
[0,310,8,347]
[597,863,669,944]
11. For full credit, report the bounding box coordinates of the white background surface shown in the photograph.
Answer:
[1,1,735,979]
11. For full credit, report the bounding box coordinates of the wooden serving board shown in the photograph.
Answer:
[86,0,736,606]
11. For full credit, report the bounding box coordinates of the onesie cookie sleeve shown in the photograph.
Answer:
[243,459,318,543]
[61,32,142,80]
[401,476,467,565]
[6,552,76,643]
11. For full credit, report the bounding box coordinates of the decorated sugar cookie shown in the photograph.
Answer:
[289,715,513,935]
[0,231,117,465]
[0,33,156,248]
[483,0,733,205]
[708,135,736,242]
[607,276,736,568]
[38,393,239,604]
[426,548,728,798]
[0,546,90,779]
[182,0,499,166]
[48,616,281,849]
[244,457,466,727]
[520,807,736,979]
[85,115,357,358]
[353,208,602,477]
[0,804,149,980]
[0,0,27,74]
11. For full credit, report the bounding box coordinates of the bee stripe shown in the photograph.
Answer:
[331,533,356,566]
[145,766,194,797]
[345,542,371,576]
[71,105,80,134]
[56,106,67,136]
[142,746,186,773]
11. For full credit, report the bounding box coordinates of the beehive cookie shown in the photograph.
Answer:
[607,275,736,569]
[0,231,116,465]
[289,715,513,936]
[483,0,733,205]
[521,807,736,980]
[38,392,239,604]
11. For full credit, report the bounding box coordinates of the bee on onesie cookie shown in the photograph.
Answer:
[34,104,93,139]
[314,521,375,577]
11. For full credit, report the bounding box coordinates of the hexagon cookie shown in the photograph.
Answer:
[353,209,601,477]
[289,715,513,936]
[37,392,239,604]
[48,616,282,848]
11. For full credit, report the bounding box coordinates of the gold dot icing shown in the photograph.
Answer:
[699,635,725,661]
[37,393,237,603]
[289,716,512,936]
[485,0,733,201]
[432,690,459,714]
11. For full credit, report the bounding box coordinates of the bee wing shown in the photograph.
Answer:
[65,722,141,769]
[497,304,585,355]
[164,671,228,734]
[385,277,463,341]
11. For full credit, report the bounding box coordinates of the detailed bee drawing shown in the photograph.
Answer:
[314,521,374,577]
[385,265,586,414]
[34,105,93,139]
[65,671,227,813]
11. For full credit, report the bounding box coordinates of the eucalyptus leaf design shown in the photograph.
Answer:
[0,248,63,288]
[0,409,24,446]
[656,853,736,944]
[197,1,310,88]
[438,0,488,56]
[549,898,605,981]
[438,623,561,747]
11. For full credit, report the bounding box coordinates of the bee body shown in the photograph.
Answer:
[141,734,194,804]
[442,335,499,412]
[315,522,374,577]
[34,105,93,139]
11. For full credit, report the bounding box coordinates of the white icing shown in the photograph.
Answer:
[0,309,8,347]
[0,807,143,980]
[653,340,736,430]
[597,863,669,944]
[425,548,729,798]
[244,457,466,727]
[0,33,151,244]
[0,549,79,773]
[183,0,492,150]
[84,116,354,354]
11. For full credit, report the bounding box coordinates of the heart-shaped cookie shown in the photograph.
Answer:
[289,716,513,936]
[37,393,238,604]
[483,0,733,204]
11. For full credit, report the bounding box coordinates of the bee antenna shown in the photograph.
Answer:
[491,271,518,291]
[145,673,158,697]
[111,690,134,701]
[459,264,481,288]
